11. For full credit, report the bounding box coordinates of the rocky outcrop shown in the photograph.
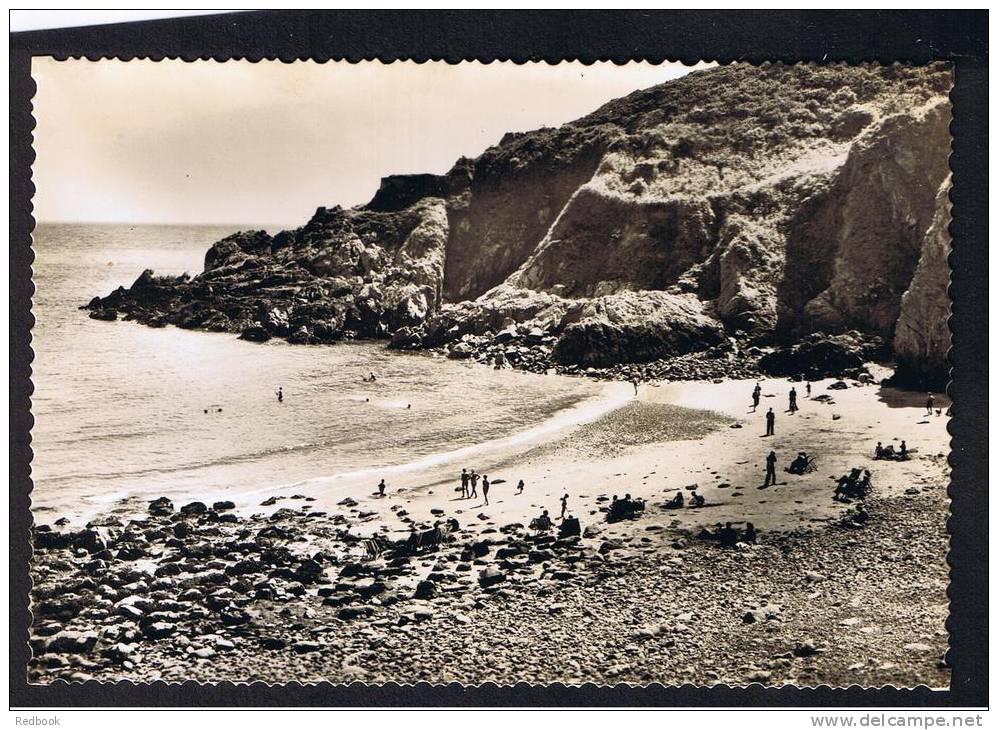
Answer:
[890,177,952,389]
[552,291,724,368]
[87,199,448,344]
[85,63,953,383]
[782,101,952,339]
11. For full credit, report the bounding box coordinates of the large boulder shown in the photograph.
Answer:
[553,291,724,367]
[758,332,886,379]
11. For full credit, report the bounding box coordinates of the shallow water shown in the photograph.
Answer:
[31,223,607,520]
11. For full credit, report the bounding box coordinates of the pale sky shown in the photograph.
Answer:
[32,59,710,226]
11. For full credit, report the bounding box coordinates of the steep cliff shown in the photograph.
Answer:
[891,176,952,389]
[86,63,953,384]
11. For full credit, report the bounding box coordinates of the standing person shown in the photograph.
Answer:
[516,479,525,495]
[926,393,935,415]
[765,407,775,436]
[377,479,386,497]
[752,383,761,412]
[631,377,640,396]
[900,440,908,459]
[789,387,798,413]
[481,475,490,505]
[560,493,569,520]
[469,470,479,499]
[460,468,470,499]
[764,450,778,487]
[276,386,283,403]
[806,381,812,397]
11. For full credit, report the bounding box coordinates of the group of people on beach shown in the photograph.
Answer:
[700,521,758,548]
[753,379,934,502]
[754,380,814,485]
[874,440,909,461]
[530,493,575,533]
[358,375,936,551]
[458,468,528,506]
[455,466,573,533]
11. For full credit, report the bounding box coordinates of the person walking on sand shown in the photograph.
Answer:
[482,475,490,505]
[516,479,525,495]
[276,387,283,403]
[469,470,479,499]
[377,479,386,497]
[764,450,778,487]
[765,407,775,436]
[926,393,935,415]
[752,383,761,412]
[460,468,470,499]
[560,493,569,520]
[789,387,798,413]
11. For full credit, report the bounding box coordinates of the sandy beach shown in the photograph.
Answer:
[289,372,950,539]
[28,371,951,687]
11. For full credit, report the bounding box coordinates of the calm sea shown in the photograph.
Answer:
[31,223,606,520]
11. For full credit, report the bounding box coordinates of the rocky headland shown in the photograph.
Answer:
[84,63,953,390]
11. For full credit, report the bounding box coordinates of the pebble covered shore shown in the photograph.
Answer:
[28,453,949,687]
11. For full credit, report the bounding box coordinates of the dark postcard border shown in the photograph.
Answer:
[10,10,988,708]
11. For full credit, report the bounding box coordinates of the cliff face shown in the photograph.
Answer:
[86,63,953,384]
[891,176,952,389]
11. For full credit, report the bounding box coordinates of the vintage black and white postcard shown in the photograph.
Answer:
[10,10,987,711]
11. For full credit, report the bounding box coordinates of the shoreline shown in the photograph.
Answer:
[274,372,949,540]
[28,373,951,686]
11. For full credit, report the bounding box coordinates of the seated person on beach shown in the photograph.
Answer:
[607,494,645,522]
[742,522,758,544]
[664,491,685,510]
[786,451,811,475]
[530,510,555,532]
[689,490,705,508]
[839,502,870,528]
[834,469,860,500]
[875,442,885,459]
[718,522,739,548]
[834,468,871,501]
